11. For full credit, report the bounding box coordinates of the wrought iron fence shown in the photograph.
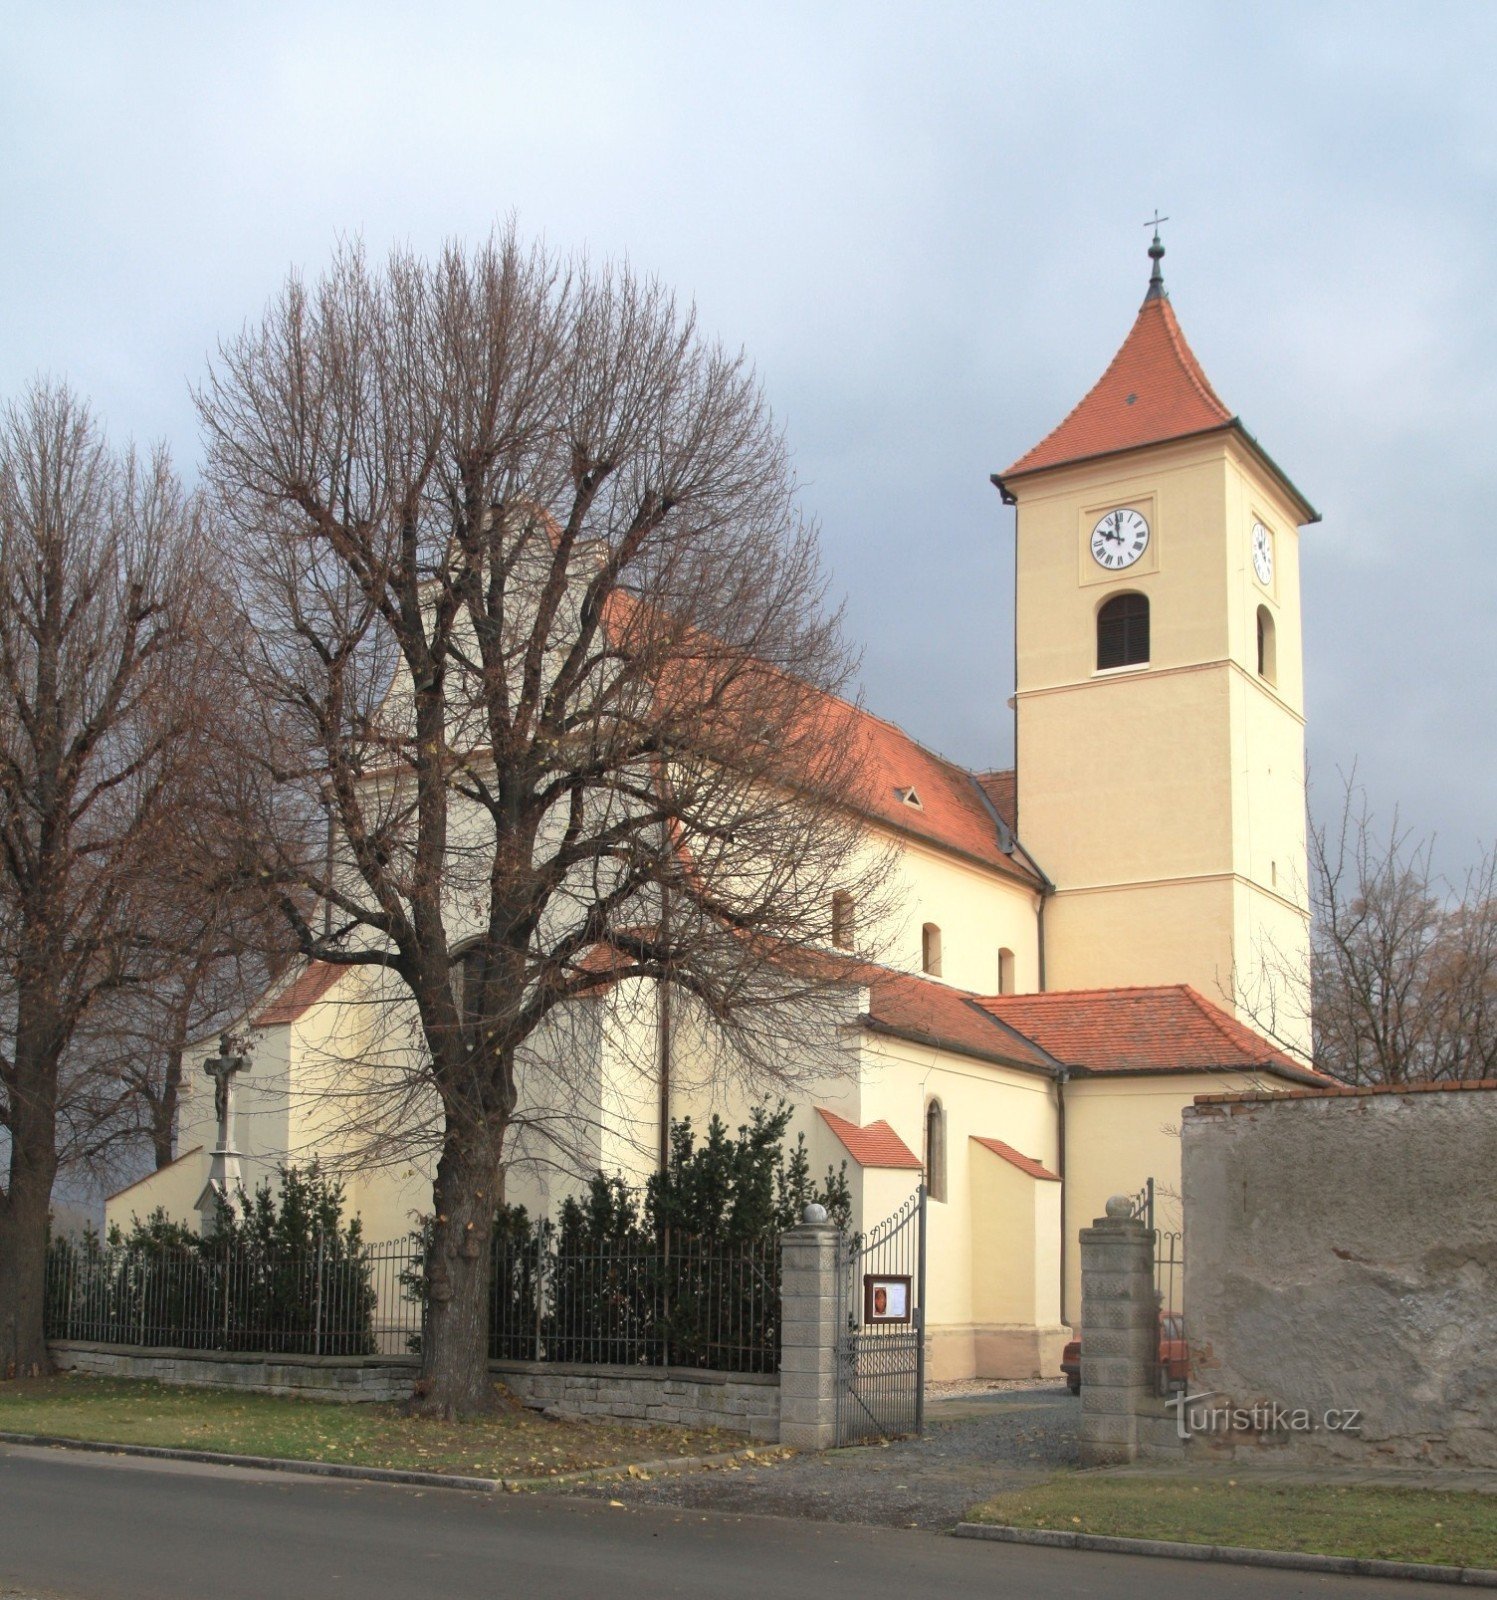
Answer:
[45,1233,393,1355]
[488,1226,781,1372]
[46,1227,781,1372]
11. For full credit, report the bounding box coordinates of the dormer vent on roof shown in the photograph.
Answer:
[894,786,923,810]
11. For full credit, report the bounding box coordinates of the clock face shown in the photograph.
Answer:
[1251,521,1274,586]
[1090,507,1149,570]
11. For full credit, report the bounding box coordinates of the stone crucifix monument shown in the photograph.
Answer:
[194,1031,254,1233]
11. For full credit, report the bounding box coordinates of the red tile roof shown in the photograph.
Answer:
[605,588,1036,883]
[817,1107,923,1169]
[971,1136,1059,1181]
[254,962,345,1026]
[1002,295,1233,479]
[975,769,1017,834]
[975,985,1326,1085]
[862,967,1057,1074]
[820,700,1036,882]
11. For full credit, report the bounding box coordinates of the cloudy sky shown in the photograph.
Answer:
[3,0,1493,880]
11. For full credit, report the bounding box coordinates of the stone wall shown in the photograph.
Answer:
[48,1342,781,1440]
[1181,1081,1497,1469]
[496,1363,780,1440]
[50,1342,418,1404]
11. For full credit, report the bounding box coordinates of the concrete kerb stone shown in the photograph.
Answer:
[0,1429,777,1496]
[951,1522,1497,1589]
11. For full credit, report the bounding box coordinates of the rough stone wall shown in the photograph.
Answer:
[1182,1085,1497,1469]
[47,1342,780,1439]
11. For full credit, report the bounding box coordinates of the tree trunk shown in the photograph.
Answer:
[0,1114,57,1379]
[413,1126,505,1417]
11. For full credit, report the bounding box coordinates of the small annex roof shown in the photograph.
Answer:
[816,1107,923,1170]
[995,237,1318,523]
[970,1135,1059,1181]
[974,984,1328,1086]
[254,961,344,1027]
[861,967,1058,1076]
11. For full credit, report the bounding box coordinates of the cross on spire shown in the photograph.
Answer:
[1143,212,1169,302]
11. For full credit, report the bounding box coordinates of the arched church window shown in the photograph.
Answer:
[921,922,942,977]
[924,1097,947,1203]
[1097,592,1149,670]
[997,947,1016,995]
[1257,605,1276,683]
[831,890,855,951]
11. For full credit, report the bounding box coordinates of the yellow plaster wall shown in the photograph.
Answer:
[1041,876,1239,1007]
[868,832,1041,995]
[1061,1069,1268,1323]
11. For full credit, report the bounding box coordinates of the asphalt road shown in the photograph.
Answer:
[0,1444,1431,1600]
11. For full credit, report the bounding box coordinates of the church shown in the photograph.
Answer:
[106,235,1328,1381]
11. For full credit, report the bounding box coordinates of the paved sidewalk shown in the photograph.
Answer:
[572,1380,1080,1529]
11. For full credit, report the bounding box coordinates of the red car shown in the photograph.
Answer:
[1061,1314,1188,1393]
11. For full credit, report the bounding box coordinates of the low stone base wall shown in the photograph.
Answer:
[47,1342,780,1440]
[494,1362,780,1441]
[50,1342,419,1404]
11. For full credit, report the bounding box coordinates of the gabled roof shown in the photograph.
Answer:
[824,701,1038,884]
[816,1107,923,1169]
[971,1136,1059,1181]
[254,961,344,1026]
[1003,293,1232,480]
[974,985,1327,1084]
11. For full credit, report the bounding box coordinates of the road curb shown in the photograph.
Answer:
[0,1430,768,1495]
[952,1521,1497,1587]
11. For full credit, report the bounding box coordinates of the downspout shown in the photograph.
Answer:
[1056,1065,1070,1327]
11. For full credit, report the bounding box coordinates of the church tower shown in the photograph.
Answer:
[994,233,1316,1056]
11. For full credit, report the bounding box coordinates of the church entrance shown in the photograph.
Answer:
[834,1187,927,1445]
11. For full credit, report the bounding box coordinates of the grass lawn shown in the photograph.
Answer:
[969,1475,1497,1570]
[0,1374,755,1481]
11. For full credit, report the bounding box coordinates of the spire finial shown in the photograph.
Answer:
[1143,212,1169,303]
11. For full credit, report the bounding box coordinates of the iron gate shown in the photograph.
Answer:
[834,1185,927,1445]
[1128,1177,1187,1396]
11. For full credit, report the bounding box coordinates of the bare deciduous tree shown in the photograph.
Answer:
[1310,780,1497,1084]
[0,384,209,1376]
[1247,773,1497,1083]
[197,232,891,1416]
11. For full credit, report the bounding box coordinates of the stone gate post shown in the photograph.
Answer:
[1078,1195,1156,1466]
[778,1206,841,1450]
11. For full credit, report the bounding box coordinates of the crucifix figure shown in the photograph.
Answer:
[197,1032,254,1232]
[204,1032,254,1152]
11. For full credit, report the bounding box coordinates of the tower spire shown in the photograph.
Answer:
[1144,212,1169,304]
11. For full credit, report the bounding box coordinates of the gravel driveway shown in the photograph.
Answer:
[572,1381,1078,1531]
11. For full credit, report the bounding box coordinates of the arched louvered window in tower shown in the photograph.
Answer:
[1097,592,1150,670]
